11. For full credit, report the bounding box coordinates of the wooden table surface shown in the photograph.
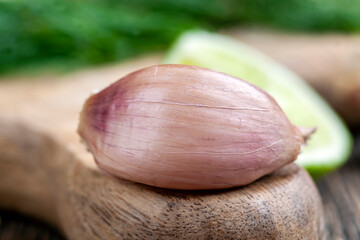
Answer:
[0,129,359,240]
[316,129,360,240]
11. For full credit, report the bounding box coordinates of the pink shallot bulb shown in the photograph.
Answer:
[78,64,311,190]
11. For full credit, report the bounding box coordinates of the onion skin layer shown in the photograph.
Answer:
[78,64,306,190]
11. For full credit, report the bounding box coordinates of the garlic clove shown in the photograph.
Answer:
[78,64,311,190]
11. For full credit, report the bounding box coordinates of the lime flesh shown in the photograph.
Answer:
[164,31,353,178]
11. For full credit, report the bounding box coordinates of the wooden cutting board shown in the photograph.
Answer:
[0,56,325,239]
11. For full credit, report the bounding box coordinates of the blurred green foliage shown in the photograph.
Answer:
[1,0,360,74]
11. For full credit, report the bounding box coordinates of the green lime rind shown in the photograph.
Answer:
[163,31,353,178]
[306,165,340,180]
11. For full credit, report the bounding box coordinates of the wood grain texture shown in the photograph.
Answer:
[2,136,359,240]
[316,133,360,240]
[0,56,325,239]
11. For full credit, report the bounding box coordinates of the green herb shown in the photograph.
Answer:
[1,0,360,74]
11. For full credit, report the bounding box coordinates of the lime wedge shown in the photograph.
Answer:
[164,31,353,178]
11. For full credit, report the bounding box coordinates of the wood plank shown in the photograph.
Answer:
[0,56,325,239]
[316,132,360,240]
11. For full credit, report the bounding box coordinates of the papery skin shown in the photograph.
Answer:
[78,64,306,190]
